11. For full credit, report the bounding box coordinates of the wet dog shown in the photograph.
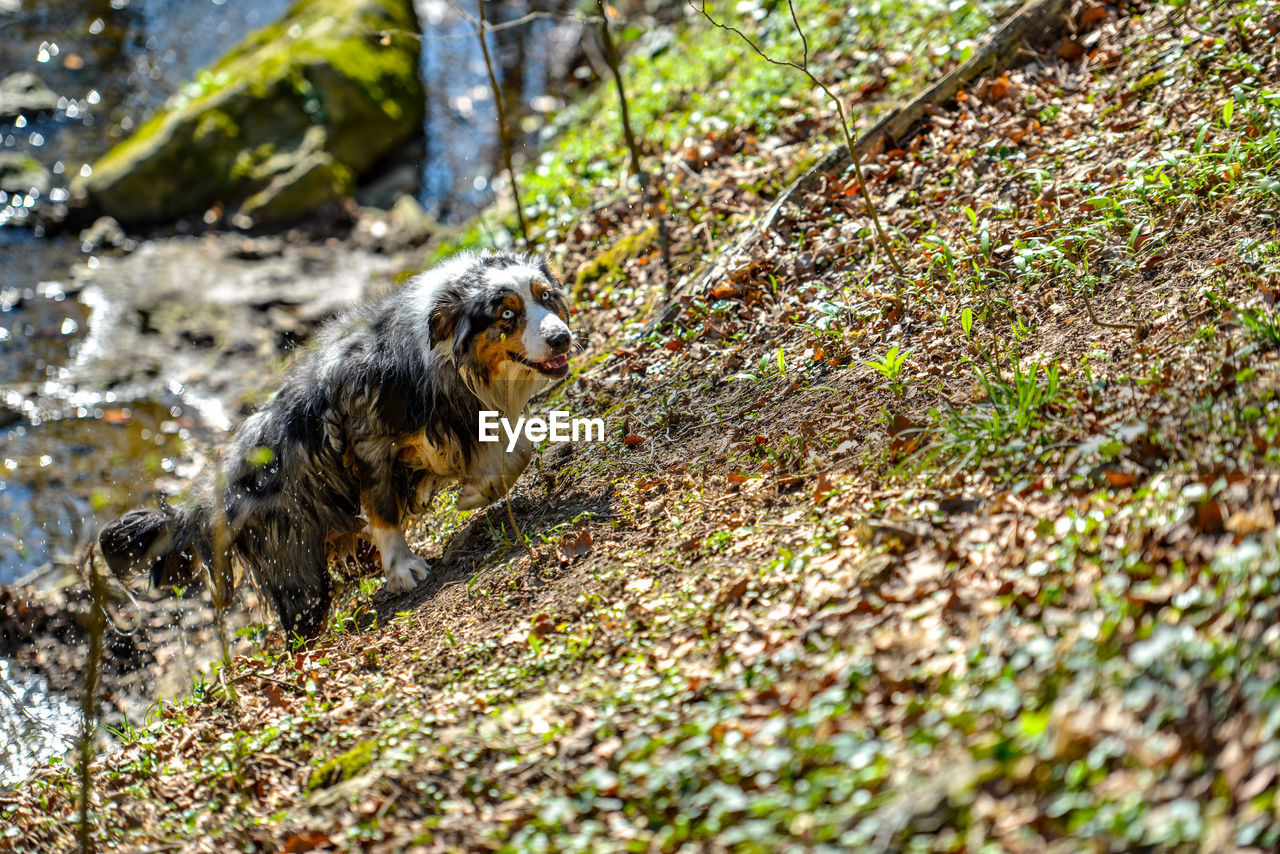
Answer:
[98,251,573,639]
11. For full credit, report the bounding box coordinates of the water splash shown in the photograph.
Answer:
[0,657,80,788]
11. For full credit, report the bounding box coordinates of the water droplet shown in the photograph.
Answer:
[86,90,101,105]
[79,163,92,178]
[60,318,78,335]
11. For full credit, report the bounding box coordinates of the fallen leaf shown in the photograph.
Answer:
[1077,4,1108,28]
[282,830,332,853]
[814,472,836,505]
[1103,470,1136,488]
[711,282,741,299]
[558,528,593,560]
[1226,502,1276,535]
[718,577,748,607]
[1056,38,1083,61]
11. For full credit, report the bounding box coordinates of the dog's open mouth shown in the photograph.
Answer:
[508,351,570,377]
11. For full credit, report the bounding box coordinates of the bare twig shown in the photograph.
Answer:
[229,672,303,693]
[595,0,672,290]
[476,0,530,246]
[207,459,253,845]
[77,544,104,854]
[501,465,536,562]
[691,0,905,277]
[207,458,236,706]
[1080,292,1139,331]
[375,8,602,44]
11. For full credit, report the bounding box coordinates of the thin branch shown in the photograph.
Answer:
[78,544,104,854]
[690,0,905,277]
[377,8,602,43]
[208,458,237,706]
[1081,291,1142,336]
[595,0,672,289]
[500,465,536,562]
[476,0,530,246]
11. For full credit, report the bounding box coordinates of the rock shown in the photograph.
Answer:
[74,0,423,228]
[352,193,435,250]
[0,152,50,196]
[0,73,59,121]
[0,401,22,429]
[355,161,421,210]
[234,127,355,226]
[387,193,435,245]
[79,216,128,253]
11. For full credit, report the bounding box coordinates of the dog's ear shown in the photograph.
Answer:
[450,314,472,362]
[428,296,473,360]
[429,296,461,348]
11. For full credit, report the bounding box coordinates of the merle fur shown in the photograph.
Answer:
[98,251,563,640]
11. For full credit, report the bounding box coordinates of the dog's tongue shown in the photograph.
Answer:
[545,354,569,369]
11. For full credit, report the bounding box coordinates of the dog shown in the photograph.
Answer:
[98,251,574,640]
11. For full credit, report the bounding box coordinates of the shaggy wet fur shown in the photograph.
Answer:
[98,251,574,639]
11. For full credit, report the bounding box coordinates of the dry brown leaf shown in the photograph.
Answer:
[558,529,594,561]
[282,830,332,853]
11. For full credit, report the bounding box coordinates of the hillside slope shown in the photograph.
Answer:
[7,1,1280,851]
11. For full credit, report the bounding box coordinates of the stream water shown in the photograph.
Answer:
[0,0,565,786]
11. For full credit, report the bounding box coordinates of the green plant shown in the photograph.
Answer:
[911,347,1063,476]
[1210,293,1280,349]
[862,345,911,397]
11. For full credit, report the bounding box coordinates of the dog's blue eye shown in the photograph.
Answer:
[501,309,515,320]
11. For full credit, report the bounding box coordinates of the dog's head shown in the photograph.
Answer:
[428,252,574,385]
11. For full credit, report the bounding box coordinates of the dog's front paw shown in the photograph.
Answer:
[384,552,430,594]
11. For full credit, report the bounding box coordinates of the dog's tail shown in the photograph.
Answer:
[98,504,210,590]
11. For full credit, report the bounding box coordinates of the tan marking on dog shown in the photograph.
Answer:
[475,329,512,383]
[364,506,394,529]
[531,278,569,324]
[395,430,466,477]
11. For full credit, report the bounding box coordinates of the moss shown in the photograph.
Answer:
[1132,69,1169,97]
[229,141,278,182]
[76,0,422,226]
[193,110,239,146]
[575,224,660,289]
[306,739,379,791]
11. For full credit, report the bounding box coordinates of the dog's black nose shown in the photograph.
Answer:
[545,328,571,352]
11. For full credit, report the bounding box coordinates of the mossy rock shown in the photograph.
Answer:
[75,0,422,227]
[307,739,379,791]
